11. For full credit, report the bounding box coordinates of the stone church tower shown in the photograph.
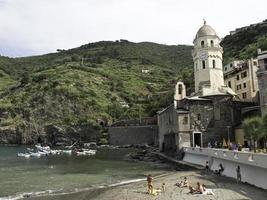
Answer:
[192,21,225,95]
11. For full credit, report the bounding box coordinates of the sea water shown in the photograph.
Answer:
[0,145,166,199]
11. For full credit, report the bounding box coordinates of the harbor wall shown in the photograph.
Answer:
[183,147,267,189]
[108,125,157,146]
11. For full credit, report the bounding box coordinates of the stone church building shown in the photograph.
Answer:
[157,21,257,153]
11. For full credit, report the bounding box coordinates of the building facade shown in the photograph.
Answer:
[257,49,267,115]
[223,58,259,102]
[157,21,256,154]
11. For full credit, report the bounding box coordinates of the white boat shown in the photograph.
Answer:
[17,153,31,158]
[50,150,61,155]
[62,150,72,155]
[30,152,41,158]
[85,149,96,155]
[35,144,50,152]
[76,151,86,156]
[76,149,97,156]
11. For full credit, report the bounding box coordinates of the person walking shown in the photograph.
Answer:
[236,165,241,183]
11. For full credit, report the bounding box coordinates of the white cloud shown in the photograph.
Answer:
[0,0,266,57]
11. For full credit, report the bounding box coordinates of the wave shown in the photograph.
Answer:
[0,178,147,200]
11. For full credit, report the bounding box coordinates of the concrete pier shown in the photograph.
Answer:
[183,147,267,189]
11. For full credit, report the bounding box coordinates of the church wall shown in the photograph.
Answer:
[157,105,179,151]
[187,98,236,147]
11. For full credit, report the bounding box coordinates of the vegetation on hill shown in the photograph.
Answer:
[221,20,267,64]
[0,40,193,144]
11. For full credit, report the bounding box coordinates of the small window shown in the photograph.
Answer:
[210,40,214,47]
[212,60,216,68]
[253,61,257,66]
[237,75,240,80]
[243,82,246,88]
[202,60,206,69]
[183,116,188,124]
[242,92,247,99]
[225,67,227,71]
[197,113,201,120]
[178,84,182,95]
[228,81,231,88]
[201,41,205,48]
[241,71,247,78]
[236,84,242,90]
[230,63,233,68]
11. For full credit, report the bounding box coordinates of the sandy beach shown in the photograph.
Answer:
[29,170,267,200]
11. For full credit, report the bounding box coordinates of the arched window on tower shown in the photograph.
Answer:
[201,41,205,48]
[202,60,206,69]
[211,40,214,47]
[212,60,216,68]
[178,84,183,95]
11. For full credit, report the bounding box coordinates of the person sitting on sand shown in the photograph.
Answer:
[175,177,189,188]
[189,186,197,194]
[196,182,204,194]
[147,174,153,194]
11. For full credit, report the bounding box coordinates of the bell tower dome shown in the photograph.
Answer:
[192,20,225,95]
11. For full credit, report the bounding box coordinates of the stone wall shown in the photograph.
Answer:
[108,125,157,146]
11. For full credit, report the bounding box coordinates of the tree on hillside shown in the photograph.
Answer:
[242,116,263,152]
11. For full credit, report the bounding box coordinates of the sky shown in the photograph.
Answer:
[0,0,266,57]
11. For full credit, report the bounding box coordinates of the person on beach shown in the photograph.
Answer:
[161,183,166,193]
[202,184,215,195]
[147,174,153,194]
[205,161,209,173]
[196,182,204,194]
[175,177,189,188]
[236,165,241,183]
[215,163,224,176]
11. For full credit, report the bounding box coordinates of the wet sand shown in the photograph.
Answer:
[29,170,267,200]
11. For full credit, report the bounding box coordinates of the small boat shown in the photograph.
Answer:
[62,150,72,155]
[76,151,86,156]
[76,149,97,156]
[30,152,41,158]
[50,150,61,155]
[35,144,50,152]
[17,153,31,158]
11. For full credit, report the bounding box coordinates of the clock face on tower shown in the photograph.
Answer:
[199,51,207,60]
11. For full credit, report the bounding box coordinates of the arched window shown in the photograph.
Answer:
[212,60,216,68]
[201,41,205,48]
[178,84,183,95]
[202,60,206,69]
[211,40,214,47]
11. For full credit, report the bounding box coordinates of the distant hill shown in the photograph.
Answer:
[221,19,267,64]
[0,40,194,144]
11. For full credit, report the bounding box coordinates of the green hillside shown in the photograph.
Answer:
[221,20,267,64]
[0,40,193,144]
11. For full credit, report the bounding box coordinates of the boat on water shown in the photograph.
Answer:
[76,149,96,156]
[30,152,41,158]
[62,150,72,155]
[17,153,31,158]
